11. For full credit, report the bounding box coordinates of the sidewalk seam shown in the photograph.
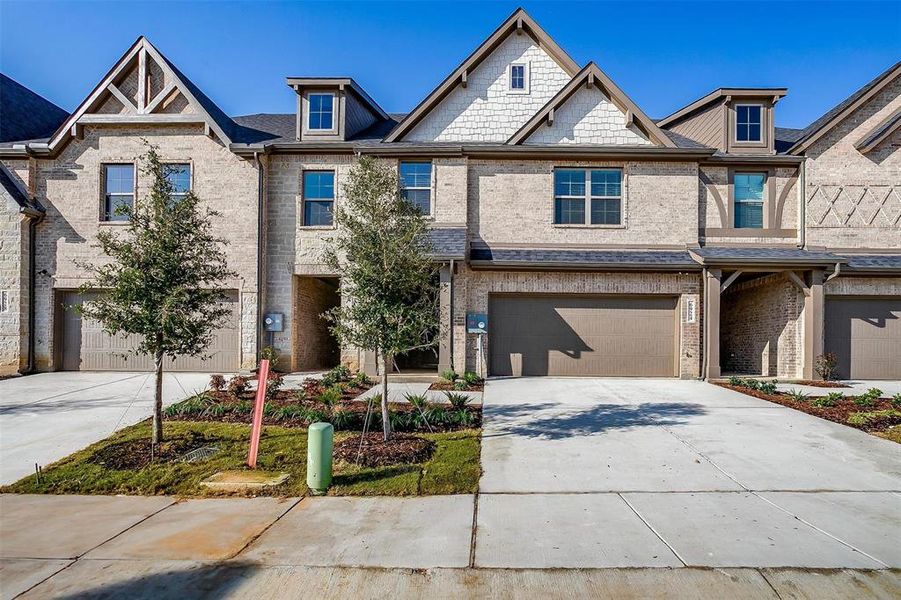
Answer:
[617,493,687,567]
[228,496,304,560]
[468,492,480,568]
[662,425,750,491]
[757,568,786,599]
[11,559,76,600]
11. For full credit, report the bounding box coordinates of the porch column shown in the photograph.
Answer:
[362,350,378,377]
[803,269,825,379]
[704,268,722,379]
[437,263,453,374]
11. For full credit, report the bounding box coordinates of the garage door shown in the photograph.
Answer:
[825,297,901,379]
[59,291,240,372]
[489,295,678,377]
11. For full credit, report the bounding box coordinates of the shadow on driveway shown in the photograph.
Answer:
[484,402,706,439]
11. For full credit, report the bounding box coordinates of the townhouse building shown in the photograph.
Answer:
[1,9,899,380]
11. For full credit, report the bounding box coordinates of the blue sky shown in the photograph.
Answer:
[1,1,899,128]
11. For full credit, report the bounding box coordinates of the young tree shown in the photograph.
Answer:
[323,156,439,440]
[77,144,236,444]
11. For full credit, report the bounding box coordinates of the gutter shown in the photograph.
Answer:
[701,267,708,381]
[25,209,44,373]
[798,158,806,249]
[468,260,701,272]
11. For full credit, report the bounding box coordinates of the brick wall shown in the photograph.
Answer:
[720,273,803,377]
[293,276,340,371]
[405,34,571,142]
[455,267,702,378]
[469,159,698,247]
[0,192,28,374]
[27,125,260,370]
[825,275,901,296]
[804,77,901,249]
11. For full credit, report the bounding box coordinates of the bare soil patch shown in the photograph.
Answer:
[89,431,212,470]
[334,433,435,467]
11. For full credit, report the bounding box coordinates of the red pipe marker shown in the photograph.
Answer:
[247,359,269,468]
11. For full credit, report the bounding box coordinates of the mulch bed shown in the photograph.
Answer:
[334,433,435,467]
[786,380,849,388]
[428,381,484,392]
[89,431,212,470]
[715,383,899,434]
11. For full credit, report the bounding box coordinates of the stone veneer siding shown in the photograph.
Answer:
[27,125,260,370]
[720,273,803,378]
[454,266,702,378]
[0,190,30,374]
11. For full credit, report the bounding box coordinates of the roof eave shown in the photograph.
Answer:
[658,88,788,128]
[468,259,700,272]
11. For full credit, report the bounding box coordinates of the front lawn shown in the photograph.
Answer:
[718,378,901,443]
[1,420,481,497]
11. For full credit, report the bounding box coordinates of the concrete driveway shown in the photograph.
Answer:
[0,372,211,485]
[478,378,901,569]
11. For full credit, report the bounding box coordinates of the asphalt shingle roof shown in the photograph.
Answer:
[470,247,698,268]
[691,247,842,263]
[841,254,901,271]
[0,74,69,145]
[425,227,467,259]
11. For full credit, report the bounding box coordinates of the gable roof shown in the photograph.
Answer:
[854,106,901,154]
[285,77,389,121]
[0,73,69,144]
[45,36,241,154]
[657,88,787,129]
[508,62,675,147]
[383,7,580,143]
[788,61,901,154]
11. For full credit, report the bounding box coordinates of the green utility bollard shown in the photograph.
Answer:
[306,422,333,495]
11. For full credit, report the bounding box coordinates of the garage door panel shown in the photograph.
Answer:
[489,295,677,377]
[60,291,240,372]
[825,298,901,380]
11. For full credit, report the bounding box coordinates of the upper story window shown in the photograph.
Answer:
[165,163,191,202]
[308,93,335,130]
[735,104,762,142]
[554,168,622,226]
[303,170,335,226]
[508,62,529,94]
[102,163,134,221]
[734,172,765,228]
[399,161,432,215]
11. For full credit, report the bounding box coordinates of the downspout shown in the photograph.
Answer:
[254,151,265,363]
[25,211,42,373]
[700,267,708,380]
[797,159,806,249]
[448,258,455,370]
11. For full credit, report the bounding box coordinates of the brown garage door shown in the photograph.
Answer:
[59,291,240,372]
[489,295,678,377]
[825,297,901,379]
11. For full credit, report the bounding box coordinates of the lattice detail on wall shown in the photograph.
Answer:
[806,185,901,227]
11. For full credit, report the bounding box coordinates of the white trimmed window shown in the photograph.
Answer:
[399,161,432,214]
[508,62,529,94]
[102,164,134,221]
[736,104,763,142]
[554,168,622,225]
[308,93,335,130]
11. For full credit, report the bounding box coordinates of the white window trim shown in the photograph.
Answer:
[734,103,764,144]
[306,92,337,133]
[552,168,624,228]
[507,62,530,95]
[164,162,192,203]
[101,162,136,223]
[399,161,434,217]
[301,169,337,228]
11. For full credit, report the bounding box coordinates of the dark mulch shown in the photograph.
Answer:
[716,383,898,433]
[89,431,212,470]
[428,381,484,392]
[787,380,849,388]
[334,433,435,467]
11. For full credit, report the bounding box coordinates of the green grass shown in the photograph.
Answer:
[1,421,481,497]
[875,427,901,444]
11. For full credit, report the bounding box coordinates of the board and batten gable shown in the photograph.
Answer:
[522,85,652,145]
[404,33,572,142]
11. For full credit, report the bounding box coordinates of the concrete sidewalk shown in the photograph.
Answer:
[2,494,899,599]
[0,372,212,484]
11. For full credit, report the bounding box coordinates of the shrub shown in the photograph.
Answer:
[814,352,838,381]
[453,379,470,391]
[423,406,450,426]
[349,372,371,388]
[728,376,744,386]
[316,386,343,411]
[321,365,351,387]
[228,375,248,398]
[450,408,476,427]
[273,404,305,422]
[330,407,356,430]
[847,410,901,427]
[298,378,324,401]
[260,346,280,371]
[462,371,481,386]
[854,388,882,408]
[440,369,458,382]
[303,408,329,423]
[759,380,778,395]
[405,393,430,410]
[265,374,284,401]
[444,391,471,410]
[390,410,415,430]
[892,393,901,407]
[165,393,212,417]
[209,374,226,392]
[203,402,227,418]
[813,392,843,407]
[786,389,809,402]
[743,379,761,391]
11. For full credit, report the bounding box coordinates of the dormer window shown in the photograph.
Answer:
[735,104,762,142]
[308,93,334,130]
[508,62,529,94]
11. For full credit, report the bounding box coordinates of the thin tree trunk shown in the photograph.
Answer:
[152,349,164,445]
[381,351,391,441]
